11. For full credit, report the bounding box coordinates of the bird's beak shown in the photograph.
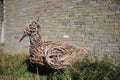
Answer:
[19,34,27,43]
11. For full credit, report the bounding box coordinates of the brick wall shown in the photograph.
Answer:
[2,0,120,56]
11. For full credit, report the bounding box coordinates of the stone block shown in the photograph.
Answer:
[103,12,115,16]
[104,19,115,23]
[89,1,101,7]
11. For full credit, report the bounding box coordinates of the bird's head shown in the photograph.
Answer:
[19,20,41,42]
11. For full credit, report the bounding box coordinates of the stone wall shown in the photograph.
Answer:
[2,0,120,56]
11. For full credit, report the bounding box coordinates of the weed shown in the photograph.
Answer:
[0,47,120,80]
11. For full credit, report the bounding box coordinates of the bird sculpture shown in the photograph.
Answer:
[19,20,88,69]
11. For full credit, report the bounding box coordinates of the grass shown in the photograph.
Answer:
[0,46,120,80]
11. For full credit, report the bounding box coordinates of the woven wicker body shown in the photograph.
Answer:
[29,41,87,69]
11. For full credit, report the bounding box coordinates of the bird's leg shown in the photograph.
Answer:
[33,66,40,80]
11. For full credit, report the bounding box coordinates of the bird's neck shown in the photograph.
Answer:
[29,32,42,46]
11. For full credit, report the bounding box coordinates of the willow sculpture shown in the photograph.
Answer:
[19,20,88,69]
